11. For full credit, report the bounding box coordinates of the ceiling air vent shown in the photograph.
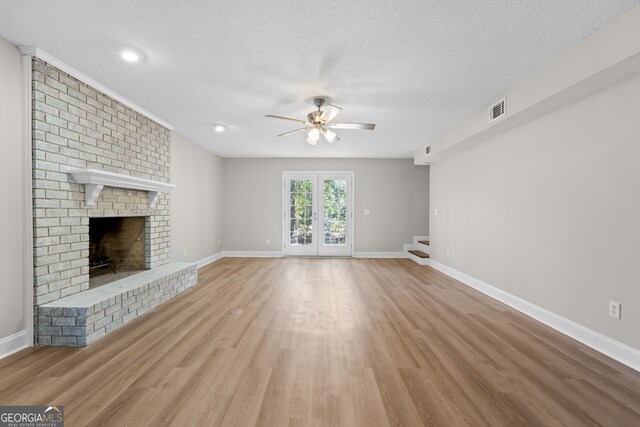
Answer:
[489,98,506,122]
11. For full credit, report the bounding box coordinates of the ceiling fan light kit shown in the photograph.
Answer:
[265,97,376,145]
[321,128,337,143]
[306,128,320,145]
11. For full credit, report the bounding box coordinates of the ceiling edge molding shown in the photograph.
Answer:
[414,5,640,165]
[19,46,174,131]
[415,52,640,165]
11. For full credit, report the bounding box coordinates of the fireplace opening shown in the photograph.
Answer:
[89,216,148,288]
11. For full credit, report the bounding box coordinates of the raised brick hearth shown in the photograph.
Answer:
[31,57,197,346]
[38,263,197,346]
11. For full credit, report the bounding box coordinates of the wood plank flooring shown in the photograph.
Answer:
[1,258,640,426]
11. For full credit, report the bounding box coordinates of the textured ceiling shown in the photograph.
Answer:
[0,1,638,158]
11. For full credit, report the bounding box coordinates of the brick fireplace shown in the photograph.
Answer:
[31,57,197,346]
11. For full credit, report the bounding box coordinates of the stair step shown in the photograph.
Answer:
[418,240,430,246]
[408,250,430,259]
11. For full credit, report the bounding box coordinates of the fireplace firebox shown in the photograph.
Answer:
[89,216,148,288]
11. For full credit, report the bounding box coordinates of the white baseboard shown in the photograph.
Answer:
[198,250,406,261]
[429,260,640,373]
[223,251,284,258]
[353,252,406,258]
[196,251,224,268]
[0,331,29,360]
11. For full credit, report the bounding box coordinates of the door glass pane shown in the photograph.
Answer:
[304,206,312,219]
[290,179,313,246]
[299,179,312,193]
[323,179,347,245]
[304,219,312,244]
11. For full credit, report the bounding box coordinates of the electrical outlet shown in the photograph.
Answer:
[217,240,221,247]
[446,249,451,258]
[364,209,370,215]
[434,208,438,216]
[183,249,187,257]
[609,301,621,319]
[266,239,270,245]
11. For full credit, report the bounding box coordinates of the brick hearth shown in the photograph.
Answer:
[38,263,197,346]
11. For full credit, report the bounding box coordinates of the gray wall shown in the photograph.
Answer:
[171,132,224,262]
[223,158,429,252]
[0,39,27,342]
[430,73,640,350]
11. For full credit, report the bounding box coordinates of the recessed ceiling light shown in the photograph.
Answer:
[120,48,143,62]
[213,124,227,133]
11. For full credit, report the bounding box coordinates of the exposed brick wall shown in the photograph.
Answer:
[31,58,172,343]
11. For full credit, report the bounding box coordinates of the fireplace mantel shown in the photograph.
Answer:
[68,169,176,207]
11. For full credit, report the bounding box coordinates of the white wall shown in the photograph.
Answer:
[223,158,428,253]
[430,73,640,351]
[0,38,28,353]
[171,132,224,263]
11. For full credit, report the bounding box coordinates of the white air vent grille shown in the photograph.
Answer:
[489,98,506,121]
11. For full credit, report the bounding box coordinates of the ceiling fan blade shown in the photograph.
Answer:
[320,105,342,123]
[321,128,339,143]
[277,127,313,137]
[326,122,376,130]
[265,114,308,124]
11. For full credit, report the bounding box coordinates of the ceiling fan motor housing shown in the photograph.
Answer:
[307,111,323,125]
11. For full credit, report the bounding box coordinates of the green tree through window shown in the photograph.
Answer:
[290,179,313,245]
[323,179,347,245]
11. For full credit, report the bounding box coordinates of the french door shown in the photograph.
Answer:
[283,172,353,257]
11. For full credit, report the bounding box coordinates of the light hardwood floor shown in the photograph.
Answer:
[1,258,640,426]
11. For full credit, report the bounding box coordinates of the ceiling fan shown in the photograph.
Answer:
[265,98,376,145]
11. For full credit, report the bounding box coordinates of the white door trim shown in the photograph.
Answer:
[282,171,355,257]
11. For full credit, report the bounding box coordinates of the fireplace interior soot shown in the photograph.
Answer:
[89,216,147,288]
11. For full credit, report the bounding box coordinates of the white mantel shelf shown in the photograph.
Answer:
[68,169,176,207]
